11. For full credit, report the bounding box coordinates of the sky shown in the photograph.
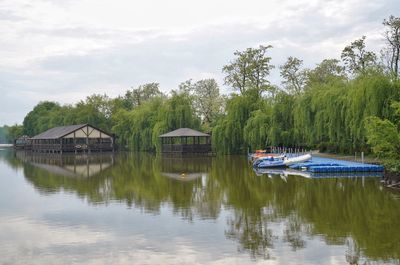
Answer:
[0,0,398,125]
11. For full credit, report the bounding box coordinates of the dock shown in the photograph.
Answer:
[290,156,384,173]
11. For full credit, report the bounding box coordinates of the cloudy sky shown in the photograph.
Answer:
[0,0,397,125]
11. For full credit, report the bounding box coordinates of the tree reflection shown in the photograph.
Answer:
[2,151,400,263]
[225,208,274,259]
[346,238,361,265]
[283,213,306,251]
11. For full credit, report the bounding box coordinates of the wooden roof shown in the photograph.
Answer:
[31,124,112,140]
[159,128,210,138]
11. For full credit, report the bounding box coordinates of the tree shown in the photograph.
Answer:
[7,124,24,142]
[306,59,346,85]
[0,126,8,143]
[280,56,307,94]
[244,102,272,150]
[382,15,400,78]
[341,36,377,75]
[23,101,61,136]
[223,45,274,95]
[364,116,400,158]
[71,94,113,131]
[152,91,200,152]
[212,95,256,154]
[124,83,163,109]
[192,79,223,127]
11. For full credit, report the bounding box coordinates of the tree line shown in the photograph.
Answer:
[2,16,400,160]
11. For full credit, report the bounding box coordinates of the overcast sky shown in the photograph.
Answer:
[0,0,397,125]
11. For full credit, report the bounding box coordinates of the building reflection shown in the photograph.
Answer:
[15,151,115,178]
[3,151,400,263]
[161,156,211,182]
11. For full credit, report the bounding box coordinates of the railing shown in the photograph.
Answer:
[161,144,212,153]
[31,144,62,151]
[62,143,114,152]
[31,143,114,152]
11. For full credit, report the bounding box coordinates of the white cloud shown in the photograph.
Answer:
[0,0,397,124]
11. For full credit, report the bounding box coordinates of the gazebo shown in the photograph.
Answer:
[159,128,211,154]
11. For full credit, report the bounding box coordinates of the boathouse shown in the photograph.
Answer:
[159,128,211,154]
[30,124,115,154]
[14,135,31,150]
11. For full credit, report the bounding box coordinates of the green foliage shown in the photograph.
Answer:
[280,56,307,94]
[129,98,163,151]
[341,36,377,75]
[364,116,400,158]
[212,95,256,154]
[306,59,346,86]
[23,101,61,136]
[123,83,163,109]
[191,79,224,128]
[243,102,272,150]
[0,125,24,143]
[9,22,400,158]
[223,45,274,94]
[7,125,24,142]
[382,15,400,78]
[0,126,8,143]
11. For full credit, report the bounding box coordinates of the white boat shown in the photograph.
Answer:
[253,154,312,168]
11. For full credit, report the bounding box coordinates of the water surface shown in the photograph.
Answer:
[0,150,399,264]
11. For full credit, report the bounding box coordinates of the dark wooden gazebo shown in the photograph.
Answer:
[159,128,211,154]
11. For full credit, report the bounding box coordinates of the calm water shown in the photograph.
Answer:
[0,150,399,265]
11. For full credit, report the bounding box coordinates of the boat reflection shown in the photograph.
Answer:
[253,168,383,179]
[1,151,399,263]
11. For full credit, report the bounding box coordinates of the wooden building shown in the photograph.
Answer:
[14,135,31,150]
[159,128,211,154]
[30,124,115,154]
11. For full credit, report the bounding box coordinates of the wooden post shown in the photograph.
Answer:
[74,131,77,154]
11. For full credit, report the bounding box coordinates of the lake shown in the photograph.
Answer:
[0,150,399,264]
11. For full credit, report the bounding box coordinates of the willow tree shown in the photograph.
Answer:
[269,91,296,146]
[243,101,272,150]
[212,95,256,154]
[152,91,200,152]
[345,72,399,151]
[128,98,163,151]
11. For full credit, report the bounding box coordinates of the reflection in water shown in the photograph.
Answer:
[161,156,211,182]
[0,151,400,264]
[15,151,114,177]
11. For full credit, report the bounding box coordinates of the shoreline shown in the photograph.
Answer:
[313,152,381,164]
[314,152,400,190]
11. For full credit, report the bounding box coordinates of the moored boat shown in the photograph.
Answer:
[253,154,312,168]
[248,150,280,162]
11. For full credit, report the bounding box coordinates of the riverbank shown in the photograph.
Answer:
[314,152,381,164]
